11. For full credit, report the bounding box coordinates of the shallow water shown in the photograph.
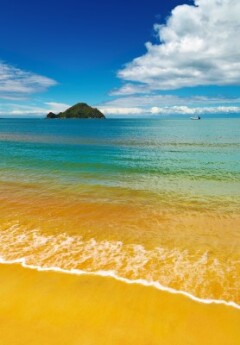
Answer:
[0,118,240,305]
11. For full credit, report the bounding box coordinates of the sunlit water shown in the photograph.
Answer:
[0,117,240,305]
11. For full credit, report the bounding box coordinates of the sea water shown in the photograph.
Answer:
[0,117,240,306]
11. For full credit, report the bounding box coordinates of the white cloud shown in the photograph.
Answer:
[98,92,240,116]
[103,94,240,108]
[110,83,150,96]
[45,102,70,113]
[0,62,57,99]
[117,0,240,93]
[0,102,70,116]
[98,106,145,115]
[149,105,240,115]
[98,105,240,116]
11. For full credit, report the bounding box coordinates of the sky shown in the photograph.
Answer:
[0,0,240,117]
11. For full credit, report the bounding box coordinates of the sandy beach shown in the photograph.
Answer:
[0,263,239,345]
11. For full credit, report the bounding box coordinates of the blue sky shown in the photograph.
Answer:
[0,0,240,117]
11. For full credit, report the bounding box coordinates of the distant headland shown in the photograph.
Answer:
[46,103,105,119]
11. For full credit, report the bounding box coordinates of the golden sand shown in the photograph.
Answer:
[0,263,239,345]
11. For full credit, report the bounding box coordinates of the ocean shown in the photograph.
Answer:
[0,117,240,344]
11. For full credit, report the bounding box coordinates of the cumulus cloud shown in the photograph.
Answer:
[98,104,240,116]
[98,92,240,116]
[149,105,240,115]
[117,0,240,93]
[0,62,57,99]
[98,106,145,115]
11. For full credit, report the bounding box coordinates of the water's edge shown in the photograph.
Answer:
[1,258,239,311]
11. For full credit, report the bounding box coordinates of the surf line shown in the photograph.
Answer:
[0,257,239,311]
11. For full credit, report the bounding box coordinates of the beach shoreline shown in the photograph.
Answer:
[1,118,240,344]
[1,257,239,311]
[0,262,240,345]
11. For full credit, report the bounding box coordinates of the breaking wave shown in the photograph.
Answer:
[0,223,239,310]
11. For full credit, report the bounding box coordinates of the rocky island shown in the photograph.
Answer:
[46,103,105,119]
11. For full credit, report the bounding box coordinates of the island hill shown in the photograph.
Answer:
[46,103,105,119]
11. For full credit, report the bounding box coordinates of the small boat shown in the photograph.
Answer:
[190,116,201,120]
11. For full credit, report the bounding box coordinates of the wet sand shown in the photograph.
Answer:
[0,263,239,345]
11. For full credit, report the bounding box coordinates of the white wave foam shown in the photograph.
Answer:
[0,224,240,309]
[0,257,239,310]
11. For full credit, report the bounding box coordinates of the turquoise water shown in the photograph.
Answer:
[0,118,240,209]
